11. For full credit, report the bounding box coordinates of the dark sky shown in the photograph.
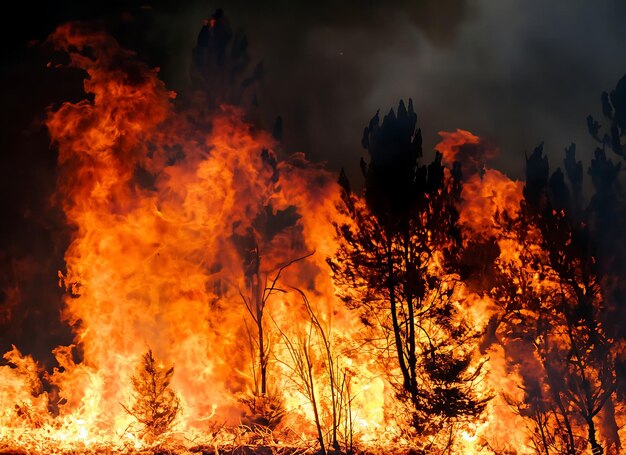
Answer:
[1,0,626,362]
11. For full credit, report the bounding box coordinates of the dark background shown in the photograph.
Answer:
[1,0,626,364]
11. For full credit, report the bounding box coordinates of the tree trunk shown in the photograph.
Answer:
[387,245,411,399]
[308,355,326,455]
[404,232,417,400]
[257,309,267,395]
[586,416,603,455]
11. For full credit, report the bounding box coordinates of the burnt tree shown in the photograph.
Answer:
[329,100,487,434]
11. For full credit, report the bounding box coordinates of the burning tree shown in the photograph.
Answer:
[482,143,624,454]
[122,350,181,440]
[232,149,313,430]
[586,74,626,347]
[5,13,626,454]
[237,246,310,430]
[329,100,488,438]
[474,76,626,455]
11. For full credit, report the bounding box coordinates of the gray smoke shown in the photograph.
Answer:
[141,0,626,182]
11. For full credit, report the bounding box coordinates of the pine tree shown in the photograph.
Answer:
[122,349,181,439]
[487,144,621,454]
[329,100,487,434]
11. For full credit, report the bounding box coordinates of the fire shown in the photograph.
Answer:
[1,23,624,455]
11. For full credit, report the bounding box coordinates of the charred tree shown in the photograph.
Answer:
[329,100,487,435]
[527,146,616,455]
[274,288,355,454]
[586,76,626,454]
[477,76,626,454]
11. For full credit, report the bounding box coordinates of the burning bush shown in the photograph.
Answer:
[239,390,286,430]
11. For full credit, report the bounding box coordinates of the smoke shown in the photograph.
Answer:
[126,0,626,184]
[260,0,626,181]
[1,0,626,364]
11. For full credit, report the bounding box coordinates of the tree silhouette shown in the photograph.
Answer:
[484,139,624,454]
[329,100,487,435]
[122,349,180,440]
[190,8,263,110]
[586,76,626,366]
